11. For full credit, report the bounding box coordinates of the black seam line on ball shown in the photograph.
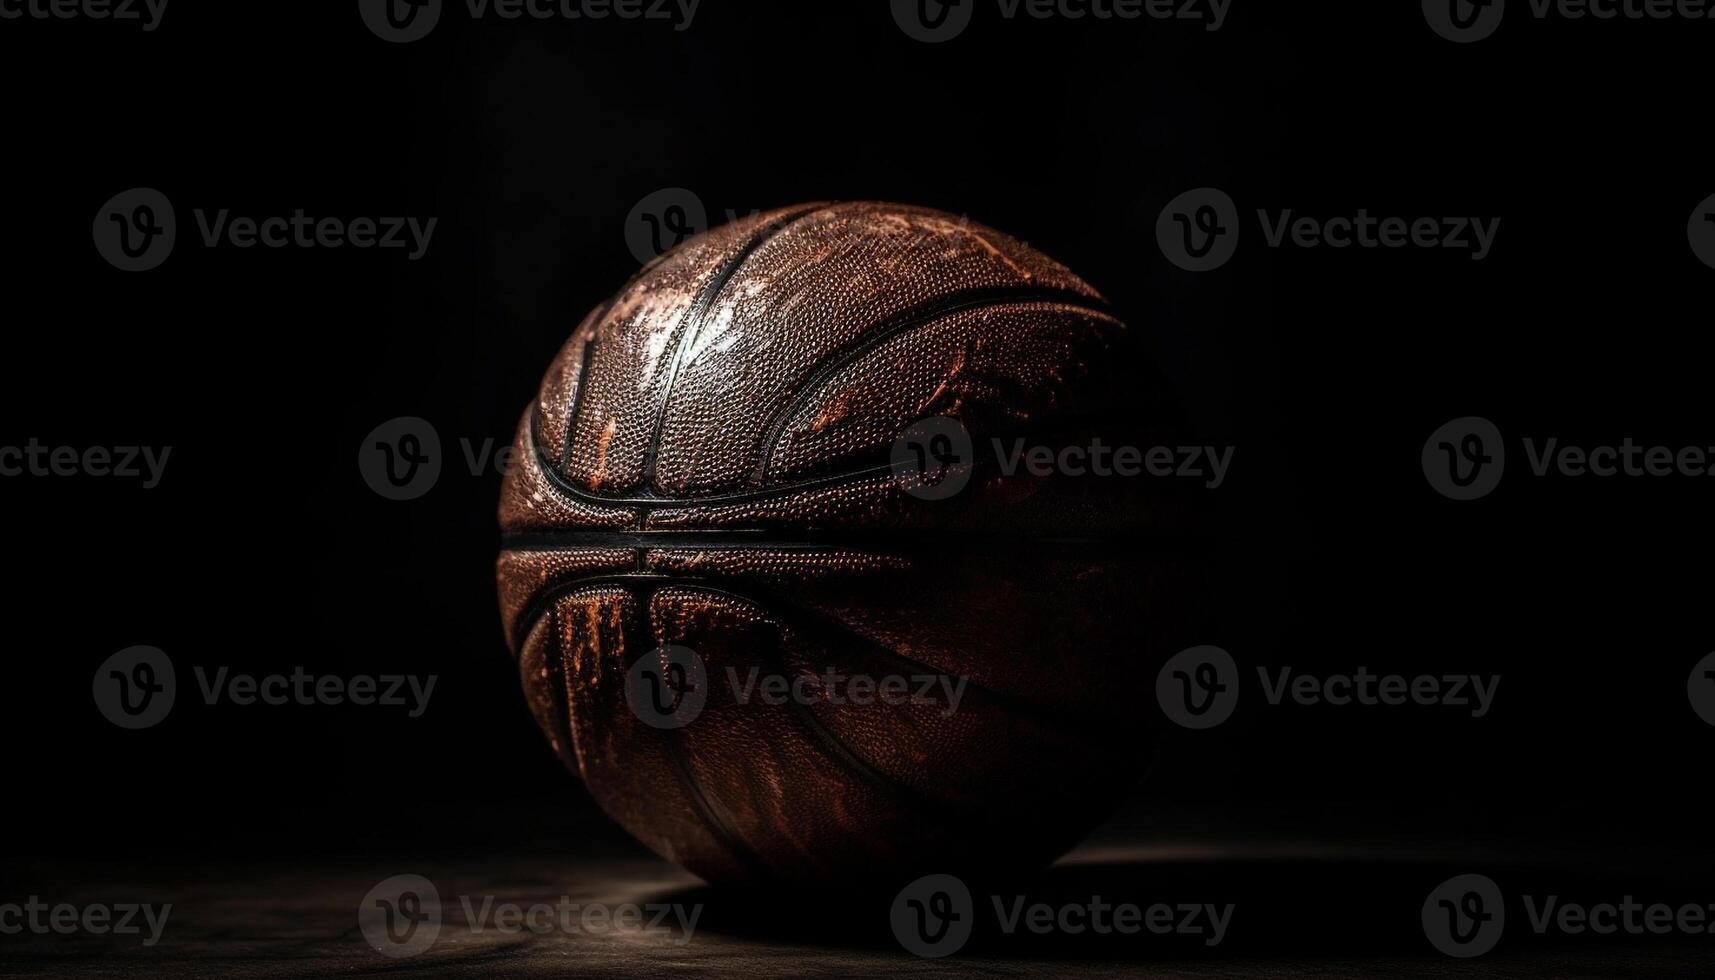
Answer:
[544,603,577,778]
[511,575,1017,719]
[510,573,669,650]
[499,529,1178,553]
[530,398,1150,514]
[557,279,636,471]
[628,578,1053,839]
[533,294,1119,506]
[636,603,775,882]
[638,204,832,490]
[554,207,824,491]
[508,573,1127,747]
[753,287,1120,483]
[533,581,772,879]
[559,339,601,471]
[531,405,901,508]
[673,580,1121,841]
[544,599,562,719]
[687,579,1126,746]
[661,719,771,882]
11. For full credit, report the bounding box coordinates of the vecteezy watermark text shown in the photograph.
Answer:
[1155,646,1499,729]
[1157,188,1500,271]
[458,894,700,945]
[0,0,168,30]
[891,416,1234,501]
[192,666,437,718]
[890,873,1234,957]
[891,0,1231,43]
[359,874,701,958]
[93,646,437,729]
[1424,0,1715,44]
[0,440,170,488]
[0,898,171,946]
[359,0,701,42]
[624,645,969,729]
[94,188,436,272]
[1424,873,1715,958]
[728,667,968,717]
[1423,416,1715,500]
[994,437,1233,488]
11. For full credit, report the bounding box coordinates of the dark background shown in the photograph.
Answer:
[2,1,1709,880]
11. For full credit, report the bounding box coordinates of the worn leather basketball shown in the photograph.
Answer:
[498,202,1196,885]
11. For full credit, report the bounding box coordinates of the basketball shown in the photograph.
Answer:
[498,202,1196,884]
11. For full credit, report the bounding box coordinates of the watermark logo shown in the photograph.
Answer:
[360,0,442,42]
[1422,0,1504,42]
[358,418,524,500]
[892,0,976,42]
[1155,644,1239,729]
[892,0,1231,42]
[0,898,172,946]
[891,416,976,501]
[360,417,443,501]
[1157,187,1240,272]
[1689,193,1715,270]
[1422,416,1505,500]
[624,189,767,264]
[892,874,975,957]
[1424,874,1505,958]
[1690,652,1715,726]
[0,0,169,30]
[625,187,709,264]
[0,440,171,488]
[93,188,175,272]
[626,645,708,729]
[1159,188,1501,270]
[93,645,176,730]
[360,874,442,958]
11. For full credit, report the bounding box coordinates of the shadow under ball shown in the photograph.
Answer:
[498,202,1198,885]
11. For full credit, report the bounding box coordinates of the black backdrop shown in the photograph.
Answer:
[2,2,1709,870]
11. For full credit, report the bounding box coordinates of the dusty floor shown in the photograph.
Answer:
[4,831,1710,978]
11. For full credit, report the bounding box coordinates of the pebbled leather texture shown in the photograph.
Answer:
[498,202,1199,885]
